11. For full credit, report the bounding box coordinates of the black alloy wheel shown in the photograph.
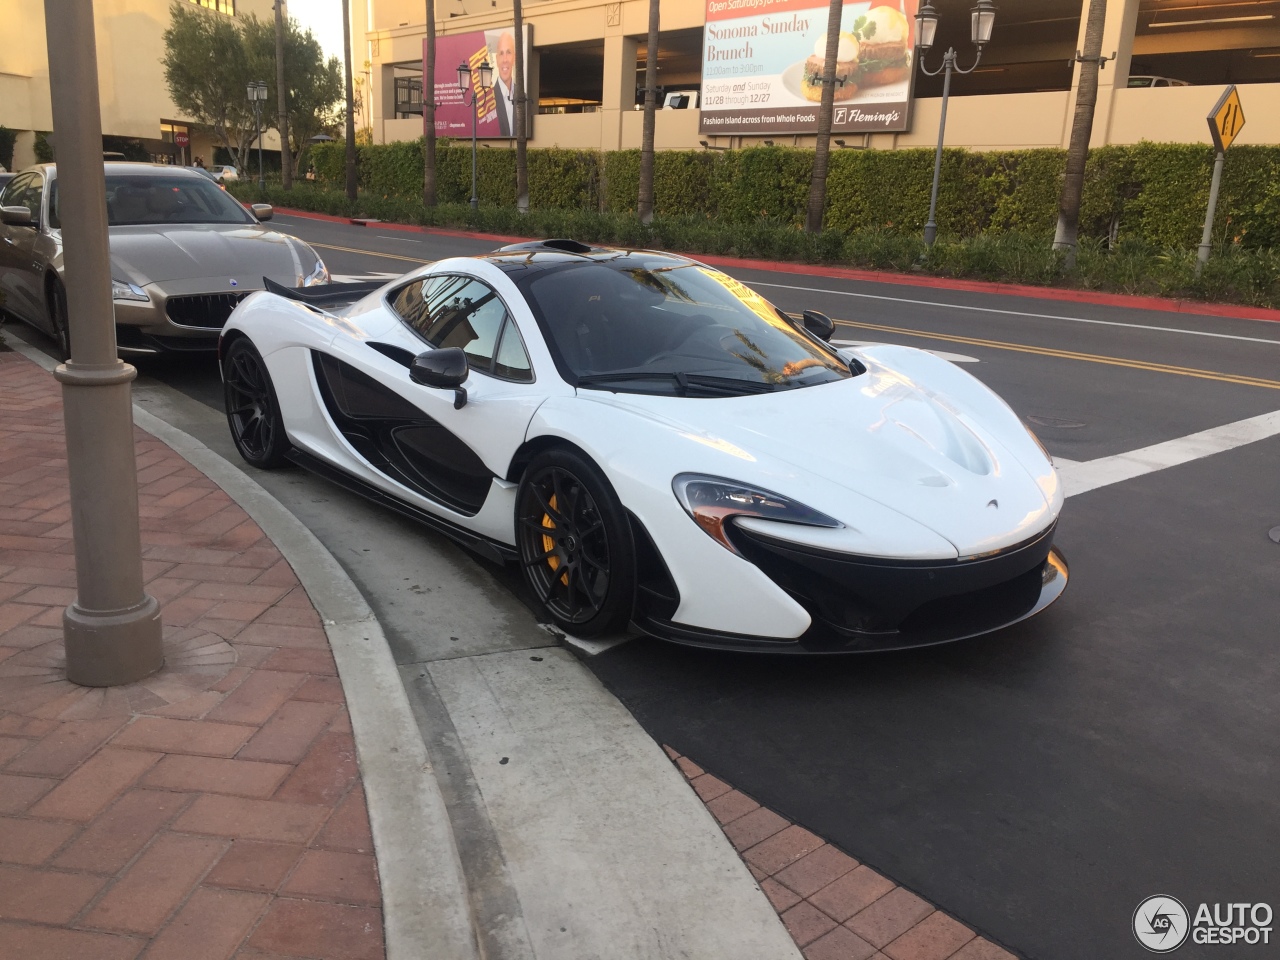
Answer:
[222,337,291,469]
[516,448,635,638]
[48,278,71,361]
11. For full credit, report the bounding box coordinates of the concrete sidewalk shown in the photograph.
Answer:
[0,350,383,960]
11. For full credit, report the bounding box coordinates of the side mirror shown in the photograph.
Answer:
[410,347,469,408]
[801,310,835,342]
[1,206,34,227]
[251,203,273,221]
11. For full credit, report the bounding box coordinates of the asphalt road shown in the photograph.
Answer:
[11,215,1279,960]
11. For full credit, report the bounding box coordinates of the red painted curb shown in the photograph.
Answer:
[267,206,1280,324]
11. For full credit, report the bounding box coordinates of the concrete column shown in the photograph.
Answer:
[600,35,638,152]
[1062,0,1140,148]
[45,0,162,686]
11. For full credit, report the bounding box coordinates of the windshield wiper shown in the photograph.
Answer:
[576,371,778,396]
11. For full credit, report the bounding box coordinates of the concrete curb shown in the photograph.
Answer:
[9,341,479,960]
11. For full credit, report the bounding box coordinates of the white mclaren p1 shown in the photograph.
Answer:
[220,240,1067,653]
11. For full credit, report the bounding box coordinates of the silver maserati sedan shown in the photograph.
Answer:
[0,162,328,357]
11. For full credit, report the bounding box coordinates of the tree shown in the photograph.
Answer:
[164,2,341,177]
[636,0,659,224]
[1053,0,1108,267]
[424,0,437,206]
[242,14,342,175]
[514,0,529,214]
[342,0,358,200]
[162,2,259,173]
[805,0,844,233]
[274,0,292,189]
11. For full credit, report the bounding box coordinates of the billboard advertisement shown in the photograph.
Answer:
[425,25,532,139]
[700,0,918,135]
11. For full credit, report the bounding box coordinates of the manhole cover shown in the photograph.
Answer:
[1270,526,1280,544]
[1025,414,1087,429]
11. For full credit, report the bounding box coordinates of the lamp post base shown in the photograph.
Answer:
[923,222,938,246]
[470,198,479,210]
[64,593,163,687]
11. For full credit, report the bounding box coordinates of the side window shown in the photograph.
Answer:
[23,175,45,221]
[391,275,511,374]
[388,277,435,333]
[1,174,33,211]
[492,319,534,382]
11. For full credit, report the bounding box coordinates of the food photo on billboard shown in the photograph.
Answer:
[700,0,918,136]
[425,24,532,139]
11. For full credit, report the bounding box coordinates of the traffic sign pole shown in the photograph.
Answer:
[1197,85,1245,276]
[1196,150,1224,276]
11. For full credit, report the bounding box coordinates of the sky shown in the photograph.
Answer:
[291,0,348,66]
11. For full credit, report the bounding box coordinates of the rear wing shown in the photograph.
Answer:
[262,276,387,309]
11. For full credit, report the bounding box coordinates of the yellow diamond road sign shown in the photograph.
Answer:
[1208,85,1245,153]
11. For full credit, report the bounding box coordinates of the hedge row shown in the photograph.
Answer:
[307,139,1280,251]
[229,178,1280,309]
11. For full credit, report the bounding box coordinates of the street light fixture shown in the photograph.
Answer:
[456,60,493,210]
[247,80,269,190]
[915,0,996,245]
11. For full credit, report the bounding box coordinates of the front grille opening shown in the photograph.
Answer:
[166,293,247,329]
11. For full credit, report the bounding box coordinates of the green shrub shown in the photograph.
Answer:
[287,139,1280,252]
[34,132,54,163]
[227,178,1280,309]
[527,149,599,210]
[0,126,16,171]
[711,147,812,225]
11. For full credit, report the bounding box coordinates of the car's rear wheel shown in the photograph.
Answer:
[48,278,71,361]
[516,448,635,638]
[222,337,291,469]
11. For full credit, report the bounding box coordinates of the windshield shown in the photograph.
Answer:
[520,257,851,396]
[50,173,255,228]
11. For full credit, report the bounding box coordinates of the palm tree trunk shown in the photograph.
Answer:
[424,0,437,206]
[275,0,292,189]
[636,0,659,224]
[1053,0,1108,267]
[342,0,357,201]
[804,0,844,233]
[514,0,528,213]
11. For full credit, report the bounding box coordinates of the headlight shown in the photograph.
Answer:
[300,258,329,287]
[672,473,843,556]
[111,279,148,302]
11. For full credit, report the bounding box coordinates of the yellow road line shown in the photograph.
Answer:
[310,241,429,264]
[835,318,1280,391]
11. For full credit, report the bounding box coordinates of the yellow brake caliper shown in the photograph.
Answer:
[541,494,568,585]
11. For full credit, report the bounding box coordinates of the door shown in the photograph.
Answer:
[0,172,46,326]
[318,272,545,520]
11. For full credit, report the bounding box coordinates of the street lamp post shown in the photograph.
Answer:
[457,60,494,211]
[915,0,996,246]
[247,81,268,190]
[45,0,162,686]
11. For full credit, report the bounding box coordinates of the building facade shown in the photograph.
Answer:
[1,0,278,172]
[352,0,1280,153]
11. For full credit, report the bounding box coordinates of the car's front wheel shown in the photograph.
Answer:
[48,278,71,361]
[222,337,291,469]
[516,448,635,638]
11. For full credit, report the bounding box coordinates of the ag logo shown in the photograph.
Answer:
[1134,896,1190,953]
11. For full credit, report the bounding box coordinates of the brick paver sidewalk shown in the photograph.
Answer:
[665,746,1017,960]
[0,350,385,960]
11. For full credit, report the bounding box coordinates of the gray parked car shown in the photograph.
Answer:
[0,162,328,357]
